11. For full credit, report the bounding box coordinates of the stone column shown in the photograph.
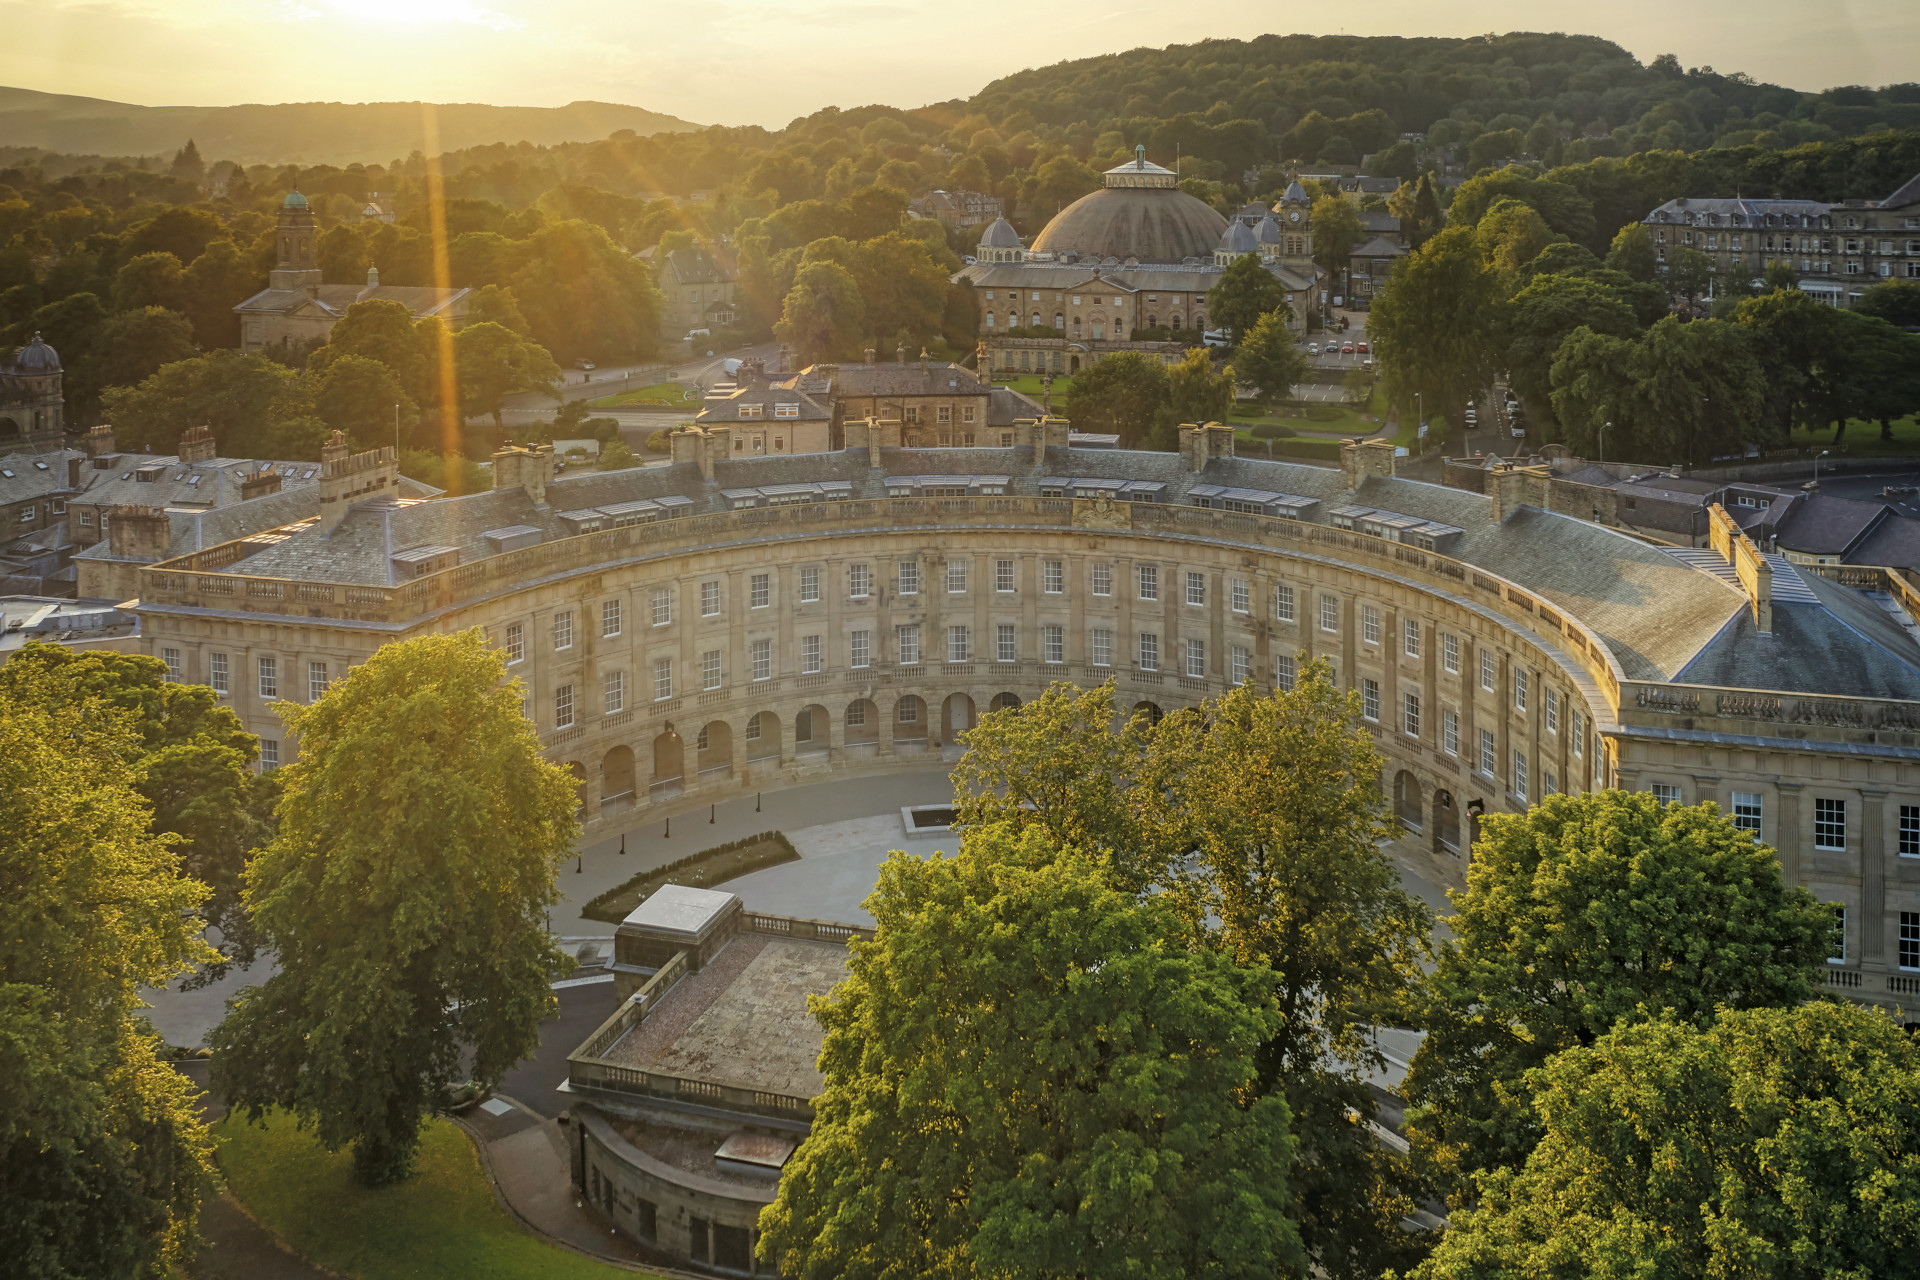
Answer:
[1775,782,1803,886]
[1861,788,1887,960]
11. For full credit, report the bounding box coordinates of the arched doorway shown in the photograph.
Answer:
[1131,700,1163,726]
[602,746,635,808]
[988,692,1021,714]
[894,695,927,744]
[795,703,830,756]
[941,693,976,742]
[651,727,684,794]
[696,721,732,778]
[565,761,587,813]
[1433,790,1460,853]
[1068,355,1081,373]
[844,699,878,749]
[1394,770,1423,832]
[744,711,779,763]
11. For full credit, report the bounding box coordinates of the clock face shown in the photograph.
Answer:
[1289,211,1300,223]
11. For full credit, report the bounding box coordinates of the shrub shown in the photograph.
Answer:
[581,831,799,923]
[1250,423,1297,440]
[1278,438,1344,462]
[644,428,672,453]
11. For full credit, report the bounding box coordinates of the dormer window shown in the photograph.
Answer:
[738,403,764,419]
[773,402,798,419]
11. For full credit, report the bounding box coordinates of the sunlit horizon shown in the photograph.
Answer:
[6,0,1913,132]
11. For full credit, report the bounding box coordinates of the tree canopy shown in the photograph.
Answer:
[1412,1002,1920,1279]
[1403,790,1832,1196]
[758,822,1305,1280]
[209,630,578,1185]
[1208,253,1293,346]
[1062,351,1170,448]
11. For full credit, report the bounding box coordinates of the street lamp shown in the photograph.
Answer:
[1812,449,1830,490]
[1599,420,1612,464]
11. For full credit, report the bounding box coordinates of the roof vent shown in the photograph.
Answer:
[483,524,543,553]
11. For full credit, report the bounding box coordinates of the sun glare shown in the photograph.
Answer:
[318,0,522,30]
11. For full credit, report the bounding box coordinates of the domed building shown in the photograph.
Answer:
[956,145,1322,380]
[0,332,65,454]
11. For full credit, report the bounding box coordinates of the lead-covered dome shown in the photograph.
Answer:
[282,189,309,209]
[1029,146,1230,265]
[979,216,1022,248]
[10,331,59,372]
[1218,220,1258,254]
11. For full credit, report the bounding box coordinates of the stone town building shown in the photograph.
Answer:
[959,151,1325,375]
[1640,170,1920,307]
[234,191,471,351]
[656,247,738,337]
[696,353,1041,450]
[1348,235,1408,302]
[123,424,1920,1013]
[566,883,865,1271]
[0,333,65,455]
[911,188,1003,229]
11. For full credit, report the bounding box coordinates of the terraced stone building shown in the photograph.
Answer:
[126,423,1920,1010]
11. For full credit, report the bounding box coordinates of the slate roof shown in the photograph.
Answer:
[0,449,73,504]
[659,247,736,287]
[987,386,1044,425]
[1847,516,1920,570]
[77,455,323,509]
[1883,171,1920,208]
[826,363,993,398]
[1773,494,1889,555]
[696,382,830,423]
[234,283,467,319]
[72,486,323,566]
[1358,211,1401,235]
[1677,567,1920,699]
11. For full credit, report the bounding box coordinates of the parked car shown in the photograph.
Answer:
[1356,341,1369,354]
[1202,329,1231,348]
[1464,407,1477,424]
[1340,342,1355,354]
[1362,357,1374,371]
[576,360,596,370]
[1307,343,1319,356]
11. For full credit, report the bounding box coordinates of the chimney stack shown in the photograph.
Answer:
[920,347,930,375]
[84,423,116,460]
[240,469,283,501]
[896,342,906,364]
[317,430,399,535]
[176,425,217,464]
[488,442,556,507]
[107,504,171,561]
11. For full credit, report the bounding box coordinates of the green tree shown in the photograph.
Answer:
[122,205,224,264]
[84,306,197,397]
[1367,226,1504,423]
[210,631,578,1185]
[168,138,206,187]
[757,821,1304,1280]
[1404,791,1832,1197]
[181,238,264,349]
[776,259,866,363]
[463,282,533,336]
[0,643,274,984]
[111,250,185,313]
[0,679,219,1278]
[1310,192,1366,290]
[1164,345,1236,435]
[1473,198,1557,281]
[1504,275,1640,427]
[307,298,432,402]
[1208,252,1293,345]
[100,348,305,456]
[1034,154,1101,214]
[313,354,418,450]
[1062,350,1169,447]
[950,676,1433,1279]
[847,231,952,345]
[509,218,665,363]
[595,439,639,470]
[1856,278,1920,329]
[452,320,561,430]
[1663,245,1714,307]
[1412,1003,1920,1279]
[1234,309,1308,409]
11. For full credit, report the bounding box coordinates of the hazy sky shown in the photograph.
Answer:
[9,0,1912,127]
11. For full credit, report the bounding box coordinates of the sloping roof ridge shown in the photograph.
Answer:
[1792,569,1920,677]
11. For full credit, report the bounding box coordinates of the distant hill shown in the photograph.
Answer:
[0,87,704,166]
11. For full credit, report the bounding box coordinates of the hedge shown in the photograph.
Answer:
[581,830,798,924]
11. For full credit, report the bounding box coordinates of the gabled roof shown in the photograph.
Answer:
[660,246,737,286]
[1880,171,1920,209]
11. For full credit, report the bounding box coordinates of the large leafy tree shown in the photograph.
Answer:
[1164,345,1237,432]
[776,259,866,363]
[951,676,1432,1279]
[1551,316,1768,463]
[1856,278,1920,329]
[111,251,186,313]
[757,821,1304,1280]
[1309,193,1365,289]
[306,298,430,402]
[210,630,578,1185]
[1602,221,1658,282]
[1062,350,1170,447]
[1234,309,1308,410]
[1207,252,1292,345]
[509,218,665,363]
[452,320,562,430]
[1368,226,1504,424]
[1404,790,1831,1198]
[1502,274,1639,427]
[84,306,197,398]
[100,348,306,456]
[0,643,274,985]
[0,678,219,1279]
[313,353,418,450]
[1412,1003,1920,1279]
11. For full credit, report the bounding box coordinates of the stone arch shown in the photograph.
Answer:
[940,692,976,742]
[795,703,830,754]
[0,417,19,439]
[601,745,635,806]
[1130,700,1164,726]
[1068,355,1081,373]
[844,698,878,745]
[696,720,732,778]
[1433,789,1461,853]
[1170,314,1183,329]
[988,692,1021,714]
[744,710,779,763]
[894,694,928,741]
[565,760,587,812]
[651,727,684,790]
[1394,769,1423,831]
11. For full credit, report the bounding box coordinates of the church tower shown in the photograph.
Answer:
[269,190,323,294]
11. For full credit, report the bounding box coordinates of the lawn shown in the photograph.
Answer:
[994,373,1075,406]
[1786,413,1920,459]
[589,382,698,409]
[218,1111,653,1280]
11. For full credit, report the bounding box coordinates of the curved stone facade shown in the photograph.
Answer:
[131,437,1920,1011]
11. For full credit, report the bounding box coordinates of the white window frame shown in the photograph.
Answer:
[651,587,672,626]
[996,623,1016,662]
[307,661,328,702]
[1274,584,1295,622]
[1443,633,1459,674]
[553,610,574,651]
[1184,638,1205,679]
[1481,650,1496,692]
[1814,798,1846,850]
[1361,678,1380,721]
[898,560,920,595]
[209,651,229,695]
[750,573,770,608]
[1138,564,1158,601]
[799,566,820,603]
[1043,560,1064,594]
[1275,655,1296,692]
[751,638,772,681]
[1319,595,1338,633]
[702,649,724,690]
[1404,618,1420,657]
[257,656,277,699]
[602,598,622,638]
[1361,604,1381,645]
[896,624,921,666]
[1091,563,1112,596]
[1442,708,1458,755]
[1403,691,1420,737]
[1186,571,1206,607]
[947,625,971,664]
[652,657,674,701]
[1137,632,1158,671]
[555,683,575,729]
[1231,578,1250,614]
[849,563,872,599]
[947,562,968,594]
[801,634,823,674]
[850,629,871,668]
[604,669,625,714]
[701,580,722,617]
[1091,628,1113,667]
[995,559,1015,593]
